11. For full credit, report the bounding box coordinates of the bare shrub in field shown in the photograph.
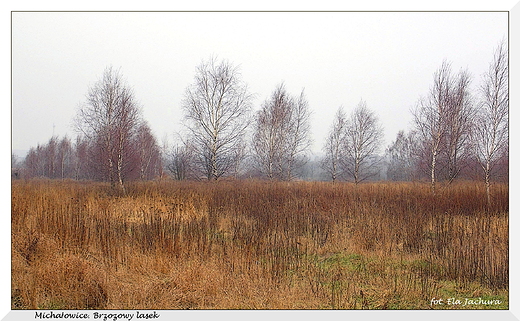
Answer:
[11,179,508,309]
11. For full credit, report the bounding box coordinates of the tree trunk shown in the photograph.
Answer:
[117,154,126,194]
[485,161,491,208]
[108,156,115,189]
[431,151,437,195]
[332,160,337,183]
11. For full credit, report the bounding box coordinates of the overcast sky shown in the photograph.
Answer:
[11,11,508,158]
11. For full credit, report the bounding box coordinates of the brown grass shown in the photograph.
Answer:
[11,179,508,309]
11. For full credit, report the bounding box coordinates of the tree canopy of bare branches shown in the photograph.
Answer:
[74,66,142,192]
[321,107,347,182]
[474,40,509,206]
[182,57,253,180]
[341,100,384,184]
[165,141,196,181]
[252,83,312,180]
[23,136,74,179]
[442,68,475,184]
[134,122,163,180]
[18,44,507,186]
[385,130,420,181]
[412,60,475,193]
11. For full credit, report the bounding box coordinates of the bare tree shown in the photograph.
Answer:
[228,138,248,179]
[24,147,41,178]
[385,130,420,181]
[474,40,508,206]
[182,57,253,180]
[285,90,312,180]
[251,84,290,180]
[166,142,196,181]
[74,66,141,192]
[134,122,162,180]
[252,83,311,180]
[72,135,93,180]
[56,136,74,179]
[441,68,475,184]
[21,137,55,178]
[413,60,477,192]
[341,100,384,184]
[45,136,58,178]
[321,107,347,182]
[412,61,453,194]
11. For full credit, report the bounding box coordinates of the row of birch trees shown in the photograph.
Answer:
[167,57,313,182]
[18,41,508,198]
[383,40,508,202]
[322,40,507,195]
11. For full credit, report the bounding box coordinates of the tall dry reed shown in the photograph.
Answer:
[11,179,508,309]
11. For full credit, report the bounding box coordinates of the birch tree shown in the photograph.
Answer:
[385,130,420,181]
[342,100,384,184]
[413,60,476,193]
[321,107,347,182]
[252,83,311,180]
[413,61,454,194]
[474,40,508,206]
[442,69,475,184]
[182,57,253,180]
[74,66,141,192]
[73,136,92,180]
[134,122,162,180]
[56,136,74,179]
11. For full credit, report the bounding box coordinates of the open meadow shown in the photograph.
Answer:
[11,179,508,310]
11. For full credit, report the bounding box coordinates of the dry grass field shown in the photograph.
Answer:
[11,179,508,309]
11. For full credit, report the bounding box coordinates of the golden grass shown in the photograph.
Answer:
[11,179,508,309]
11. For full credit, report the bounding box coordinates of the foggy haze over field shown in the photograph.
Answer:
[12,11,507,159]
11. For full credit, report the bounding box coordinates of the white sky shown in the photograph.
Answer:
[11,11,508,157]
